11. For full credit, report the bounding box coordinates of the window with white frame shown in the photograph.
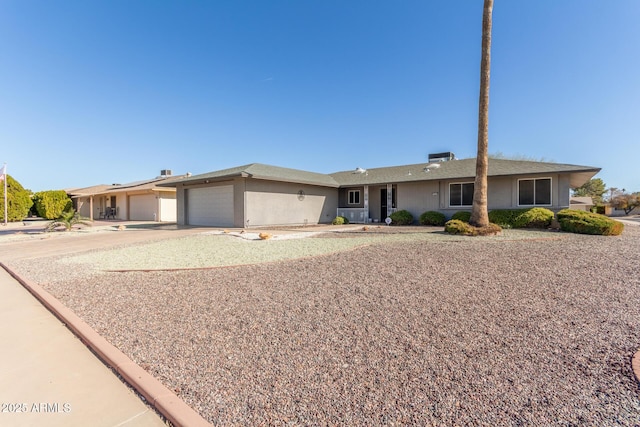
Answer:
[449,182,474,206]
[518,178,551,206]
[348,190,361,205]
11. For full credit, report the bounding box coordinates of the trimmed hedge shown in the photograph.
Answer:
[332,216,349,225]
[389,209,414,225]
[488,208,554,229]
[419,211,446,226]
[556,209,624,236]
[451,211,471,223]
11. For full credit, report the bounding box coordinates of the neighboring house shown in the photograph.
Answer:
[69,171,186,222]
[569,196,594,212]
[159,156,601,228]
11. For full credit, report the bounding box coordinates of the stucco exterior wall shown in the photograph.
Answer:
[176,185,186,225]
[556,174,571,208]
[245,180,338,227]
[396,181,440,221]
[488,176,513,209]
[171,170,579,227]
[437,174,572,218]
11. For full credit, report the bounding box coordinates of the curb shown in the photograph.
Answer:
[633,349,640,386]
[0,262,212,427]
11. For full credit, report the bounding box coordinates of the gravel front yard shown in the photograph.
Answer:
[9,226,640,426]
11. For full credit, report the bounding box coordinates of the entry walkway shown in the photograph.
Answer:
[0,267,167,427]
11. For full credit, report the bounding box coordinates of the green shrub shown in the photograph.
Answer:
[332,216,349,225]
[556,209,623,236]
[419,211,446,226]
[389,209,414,225]
[488,208,554,229]
[33,190,73,220]
[451,211,471,223]
[444,219,475,235]
[487,209,520,227]
[0,175,33,222]
[513,207,554,228]
[444,220,502,236]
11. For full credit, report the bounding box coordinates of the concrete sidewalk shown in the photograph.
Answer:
[0,267,168,427]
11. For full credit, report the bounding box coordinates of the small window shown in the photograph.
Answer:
[449,182,474,206]
[518,178,551,206]
[348,190,361,205]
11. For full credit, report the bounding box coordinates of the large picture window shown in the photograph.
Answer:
[518,178,551,206]
[348,190,361,205]
[449,182,474,206]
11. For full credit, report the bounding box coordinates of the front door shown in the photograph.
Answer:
[380,187,396,219]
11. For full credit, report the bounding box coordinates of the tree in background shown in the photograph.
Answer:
[470,0,494,228]
[573,178,606,205]
[610,192,640,215]
[33,190,73,219]
[0,175,33,222]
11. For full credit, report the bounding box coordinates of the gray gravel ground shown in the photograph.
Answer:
[9,226,640,426]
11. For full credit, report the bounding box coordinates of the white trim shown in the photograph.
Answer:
[448,181,474,207]
[517,177,552,207]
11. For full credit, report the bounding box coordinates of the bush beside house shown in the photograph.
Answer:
[556,209,624,236]
[389,210,414,225]
[419,211,446,226]
[451,211,472,223]
[332,216,349,225]
[488,208,554,229]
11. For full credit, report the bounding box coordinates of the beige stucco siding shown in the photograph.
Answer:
[76,197,92,218]
[244,180,338,227]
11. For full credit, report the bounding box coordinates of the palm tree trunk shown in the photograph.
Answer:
[470,0,493,227]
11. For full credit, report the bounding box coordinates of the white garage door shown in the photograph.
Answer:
[129,194,157,221]
[159,195,177,222]
[187,185,234,227]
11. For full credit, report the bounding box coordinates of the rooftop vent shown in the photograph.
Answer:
[424,163,441,172]
[160,169,173,177]
[428,152,456,162]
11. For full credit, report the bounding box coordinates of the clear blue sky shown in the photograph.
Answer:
[1,1,638,193]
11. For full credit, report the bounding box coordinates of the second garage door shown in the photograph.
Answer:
[129,194,157,221]
[187,185,234,227]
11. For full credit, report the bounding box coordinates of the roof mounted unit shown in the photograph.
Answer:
[424,163,442,172]
[160,169,173,177]
[354,167,367,174]
[428,152,456,162]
